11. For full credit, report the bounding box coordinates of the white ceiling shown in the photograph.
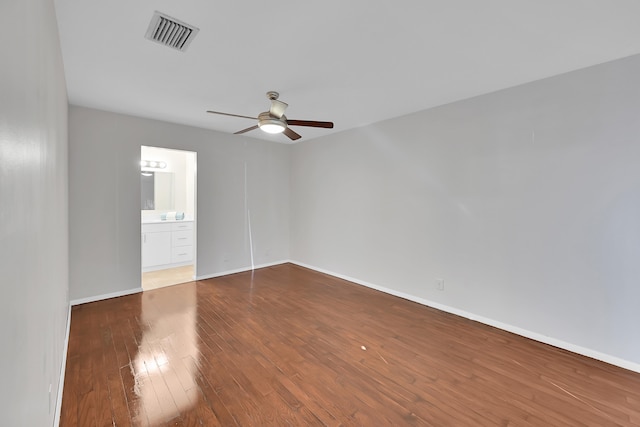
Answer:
[54,0,640,143]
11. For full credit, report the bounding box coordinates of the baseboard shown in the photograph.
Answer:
[289,260,640,374]
[53,304,71,427]
[195,260,289,280]
[70,287,143,306]
[70,260,289,304]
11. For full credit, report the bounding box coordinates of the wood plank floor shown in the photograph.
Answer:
[60,263,640,426]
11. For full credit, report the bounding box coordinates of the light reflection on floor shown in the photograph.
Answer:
[133,283,199,424]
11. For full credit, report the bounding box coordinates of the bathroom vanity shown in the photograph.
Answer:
[142,220,193,271]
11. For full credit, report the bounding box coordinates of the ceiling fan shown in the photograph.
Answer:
[207,91,334,141]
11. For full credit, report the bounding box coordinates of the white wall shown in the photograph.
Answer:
[291,54,640,367]
[69,107,290,301]
[0,0,69,424]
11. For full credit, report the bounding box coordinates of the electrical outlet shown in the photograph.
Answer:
[436,279,445,291]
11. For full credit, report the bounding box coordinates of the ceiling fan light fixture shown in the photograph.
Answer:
[257,112,286,134]
[259,122,285,134]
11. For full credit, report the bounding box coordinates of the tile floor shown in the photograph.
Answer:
[142,264,194,290]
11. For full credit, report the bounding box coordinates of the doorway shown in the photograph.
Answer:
[140,146,197,290]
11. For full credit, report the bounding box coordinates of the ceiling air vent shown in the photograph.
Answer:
[145,11,199,52]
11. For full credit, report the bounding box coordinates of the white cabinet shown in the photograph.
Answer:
[171,221,192,232]
[171,222,194,263]
[172,245,193,264]
[142,227,171,267]
[142,221,193,271]
[172,229,193,246]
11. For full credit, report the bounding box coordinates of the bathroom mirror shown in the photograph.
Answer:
[141,171,175,210]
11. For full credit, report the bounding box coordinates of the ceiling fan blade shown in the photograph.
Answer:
[234,125,259,135]
[207,110,257,120]
[283,127,302,141]
[287,119,334,129]
[269,99,288,119]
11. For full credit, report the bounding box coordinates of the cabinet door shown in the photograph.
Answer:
[142,231,172,268]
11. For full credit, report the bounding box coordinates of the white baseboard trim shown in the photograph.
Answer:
[289,260,640,374]
[70,260,289,304]
[195,260,289,281]
[54,304,71,427]
[70,287,143,306]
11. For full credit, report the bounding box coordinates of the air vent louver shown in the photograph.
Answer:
[145,11,199,52]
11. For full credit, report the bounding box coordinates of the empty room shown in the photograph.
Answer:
[3,0,640,426]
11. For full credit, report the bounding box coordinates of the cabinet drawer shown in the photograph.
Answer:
[172,245,193,263]
[142,223,172,233]
[171,221,193,231]
[172,230,193,247]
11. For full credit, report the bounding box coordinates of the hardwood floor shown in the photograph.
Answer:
[60,263,640,426]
